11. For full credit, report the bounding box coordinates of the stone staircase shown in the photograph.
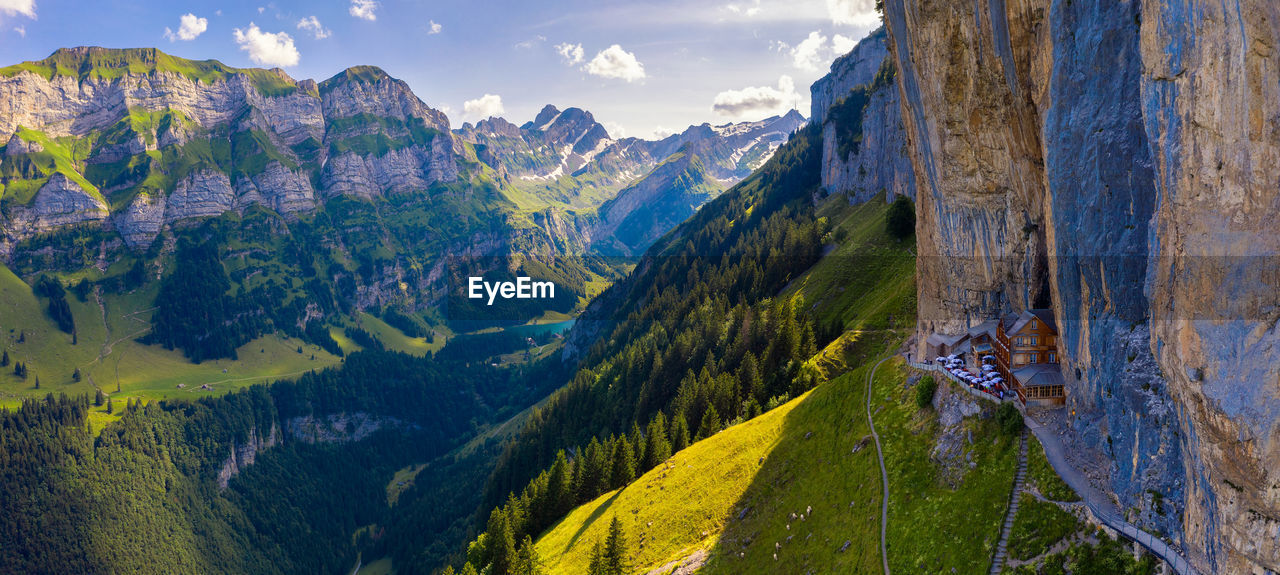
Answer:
[990,429,1029,574]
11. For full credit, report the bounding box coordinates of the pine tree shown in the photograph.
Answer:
[885,194,915,239]
[73,368,81,382]
[95,389,104,406]
[513,535,542,575]
[486,507,516,575]
[642,413,671,470]
[669,414,691,453]
[602,516,631,575]
[587,541,605,575]
[698,405,721,439]
[629,422,645,469]
[739,352,762,401]
[34,375,39,390]
[1,349,8,367]
[545,450,572,520]
[580,437,607,501]
[460,564,479,575]
[610,434,636,487]
[106,397,114,414]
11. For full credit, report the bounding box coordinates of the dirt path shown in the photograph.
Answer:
[80,289,154,372]
[866,356,892,575]
[989,429,1028,574]
[1025,417,1200,575]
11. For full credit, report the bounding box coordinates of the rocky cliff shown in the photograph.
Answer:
[884,0,1280,571]
[810,27,915,204]
[0,47,456,254]
[457,105,804,210]
[590,147,723,255]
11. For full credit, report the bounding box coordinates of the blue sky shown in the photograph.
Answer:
[0,0,880,138]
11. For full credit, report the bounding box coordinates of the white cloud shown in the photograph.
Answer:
[832,33,858,55]
[602,121,627,138]
[712,75,801,119]
[555,42,584,65]
[514,35,546,50]
[233,23,299,67]
[584,44,646,82]
[725,0,761,17]
[0,0,35,19]
[650,125,676,139]
[827,0,879,27]
[463,94,504,120]
[427,20,441,34]
[296,16,330,39]
[12,24,24,36]
[349,0,377,21]
[777,30,865,71]
[791,30,828,71]
[163,13,208,42]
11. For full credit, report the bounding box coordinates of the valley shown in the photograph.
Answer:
[0,1,1274,574]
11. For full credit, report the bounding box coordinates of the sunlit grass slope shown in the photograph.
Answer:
[0,262,342,408]
[533,373,818,574]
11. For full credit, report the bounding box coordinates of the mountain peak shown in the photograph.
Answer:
[781,108,806,123]
[3,46,227,82]
[319,65,395,91]
[0,46,307,98]
[529,105,562,130]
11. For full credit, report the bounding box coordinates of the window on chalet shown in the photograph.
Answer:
[1049,352,1057,363]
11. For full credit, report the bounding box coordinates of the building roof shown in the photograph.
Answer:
[1007,309,1058,336]
[1012,364,1065,388]
[967,319,999,339]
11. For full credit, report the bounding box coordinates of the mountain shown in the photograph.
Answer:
[1,11,1266,575]
[589,147,723,255]
[882,0,1279,572]
[457,105,804,210]
[0,46,802,357]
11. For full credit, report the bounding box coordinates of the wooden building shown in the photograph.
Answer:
[990,309,1064,405]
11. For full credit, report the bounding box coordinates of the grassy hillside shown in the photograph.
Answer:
[530,358,1036,575]
[877,362,1019,573]
[0,262,342,410]
[0,47,302,96]
[533,379,809,574]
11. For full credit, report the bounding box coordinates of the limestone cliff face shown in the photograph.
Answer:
[0,48,457,252]
[810,27,916,204]
[31,173,109,228]
[1139,1,1280,571]
[885,0,1280,571]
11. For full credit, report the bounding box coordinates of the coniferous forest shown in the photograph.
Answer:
[0,346,564,574]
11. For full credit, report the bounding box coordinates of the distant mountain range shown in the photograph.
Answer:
[0,47,805,262]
